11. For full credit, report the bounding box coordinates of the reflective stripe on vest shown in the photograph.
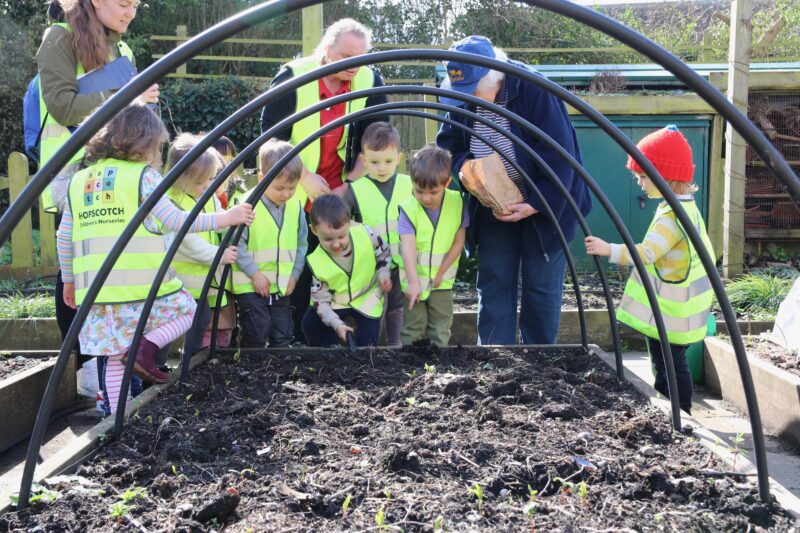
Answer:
[398,190,463,301]
[306,222,384,318]
[351,174,412,269]
[286,55,375,206]
[166,190,226,306]
[39,23,135,213]
[68,158,182,304]
[231,195,301,297]
[616,200,715,345]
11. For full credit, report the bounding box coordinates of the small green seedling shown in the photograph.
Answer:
[342,494,352,516]
[145,415,153,424]
[108,501,130,524]
[375,507,386,531]
[384,489,392,500]
[523,485,539,529]
[120,486,146,503]
[728,432,750,469]
[467,482,485,512]
[185,393,193,402]
[171,465,179,477]
[234,349,241,363]
[194,407,201,418]
[424,363,436,374]
[433,516,444,532]
[405,397,417,407]
[9,484,60,506]
[290,365,299,378]
[577,481,589,502]
[404,369,418,379]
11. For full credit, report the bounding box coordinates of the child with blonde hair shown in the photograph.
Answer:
[585,125,714,414]
[166,133,239,353]
[231,139,308,348]
[58,103,254,413]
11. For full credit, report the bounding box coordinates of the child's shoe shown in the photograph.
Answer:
[121,339,169,384]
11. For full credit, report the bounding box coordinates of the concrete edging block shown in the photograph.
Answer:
[704,337,800,449]
[0,354,76,454]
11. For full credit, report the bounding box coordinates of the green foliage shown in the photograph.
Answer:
[342,493,352,515]
[724,271,798,318]
[108,501,131,522]
[159,76,264,168]
[728,432,750,469]
[9,483,60,506]
[0,17,35,174]
[0,293,56,318]
[119,486,147,503]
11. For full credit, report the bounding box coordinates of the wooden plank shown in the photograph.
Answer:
[38,199,57,269]
[707,114,725,260]
[165,73,273,82]
[710,70,800,91]
[423,84,440,146]
[151,35,301,46]
[722,0,752,279]
[566,94,714,115]
[152,53,291,63]
[176,25,188,77]
[8,153,33,269]
[0,266,59,279]
[302,5,323,58]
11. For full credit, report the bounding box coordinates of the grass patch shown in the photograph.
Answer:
[0,293,56,318]
[723,269,799,319]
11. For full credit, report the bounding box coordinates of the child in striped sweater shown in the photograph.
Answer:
[585,125,714,414]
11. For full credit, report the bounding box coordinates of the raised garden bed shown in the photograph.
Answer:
[0,353,53,381]
[1,345,793,531]
[705,337,800,449]
[0,352,76,454]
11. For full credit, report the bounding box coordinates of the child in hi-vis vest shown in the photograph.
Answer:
[231,140,308,349]
[166,133,239,354]
[341,122,413,347]
[398,146,468,347]
[58,103,254,413]
[303,194,392,347]
[585,125,714,414]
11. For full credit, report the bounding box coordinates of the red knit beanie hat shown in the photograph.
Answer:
[626,125,695,182]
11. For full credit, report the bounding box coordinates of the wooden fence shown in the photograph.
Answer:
[149,25,800,85]
[0,153,59,279]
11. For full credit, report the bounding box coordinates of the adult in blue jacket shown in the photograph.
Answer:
[436,36,592,345]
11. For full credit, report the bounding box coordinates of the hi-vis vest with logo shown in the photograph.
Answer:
[166,189,227,306]
[306,222,384,318]
[231,194,302,297]
[286,55,375,206]
[351,174,412,269]
[68,159,182,305]
[40,23,135,213]
[616,200,714,345]
[398,190,463,301]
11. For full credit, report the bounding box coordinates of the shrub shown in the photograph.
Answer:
[159,76,266,168]
[0,18,36,175]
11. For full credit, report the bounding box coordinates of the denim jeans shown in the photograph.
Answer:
[475,206,566,345]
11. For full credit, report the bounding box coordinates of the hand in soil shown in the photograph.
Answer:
[336,323,354,343]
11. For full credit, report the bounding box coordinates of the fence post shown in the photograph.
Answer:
[8,153,34,269]
[38,191,57,268]
[702,33,714,62]
[176,25,188,76]
[302,5,323,57]
[423,83,440,145]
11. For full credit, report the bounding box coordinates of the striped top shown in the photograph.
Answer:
[58,166,221,283]
[469,85,527,200]
[609,197,694,282]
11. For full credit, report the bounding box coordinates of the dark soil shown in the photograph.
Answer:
[2,345,794,532]
[0,354,51,381]
[739,335,800,379]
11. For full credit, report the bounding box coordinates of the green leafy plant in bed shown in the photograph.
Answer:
[722,269,799,320]
[0,293,56,318]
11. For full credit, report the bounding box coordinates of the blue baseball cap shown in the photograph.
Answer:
[440,36,496,108]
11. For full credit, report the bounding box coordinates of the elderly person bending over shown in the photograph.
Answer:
[436,36,592,345]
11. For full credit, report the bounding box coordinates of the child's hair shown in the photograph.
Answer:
[309,194,351,229]
[167,133,222,193]
[62,0,111,72]
[259,139,303,183]
[212,136,237,159]
[83,102,168,166]
[410,146,451,189]
[361,122,401,152]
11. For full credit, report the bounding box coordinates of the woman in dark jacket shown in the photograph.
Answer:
[436,36,592,345]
